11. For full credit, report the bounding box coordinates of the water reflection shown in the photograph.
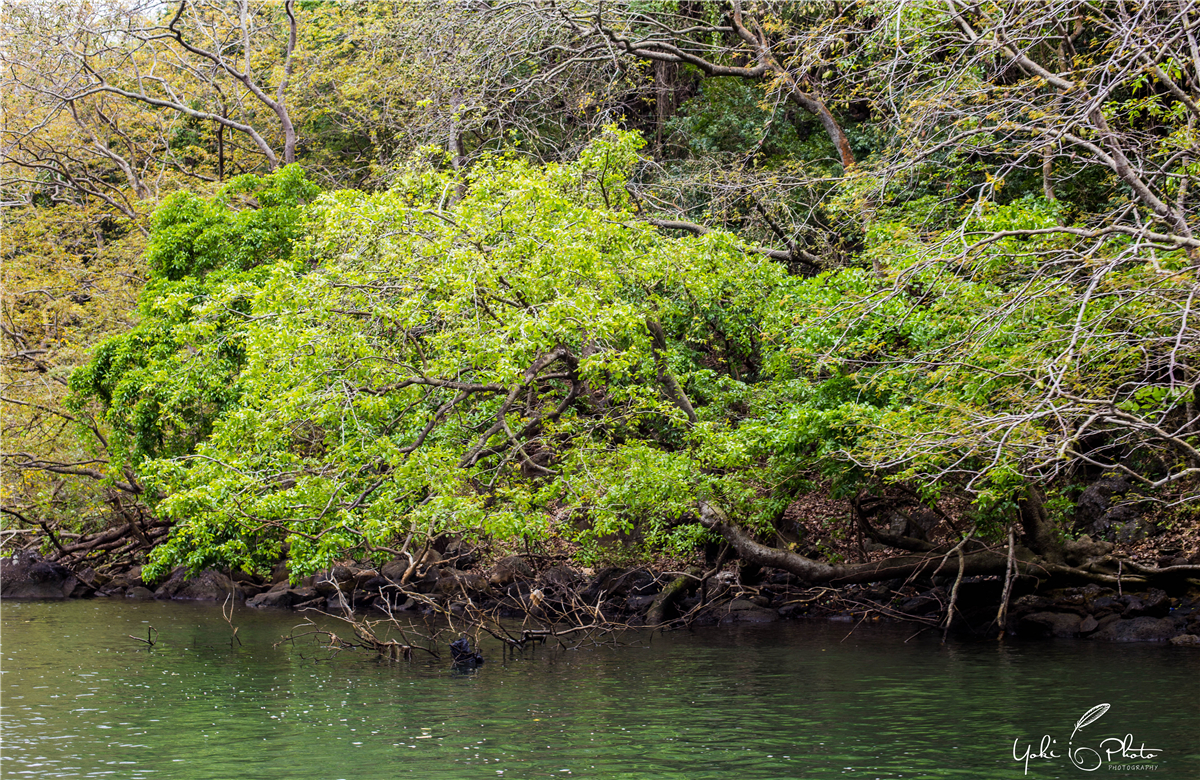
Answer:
[3,599,1198,778]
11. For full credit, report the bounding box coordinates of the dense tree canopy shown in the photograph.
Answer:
[3,1,1197,588]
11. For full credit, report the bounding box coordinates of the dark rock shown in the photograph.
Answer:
[1079,615,1099,634]
[314,565,355,597]
[1168,634,1200,647]
[488,555,533,587]
[381,559,409,583]
[898,596,941,616]
[768,571,800,586]
[417,549,443,567]
[1076,475,1131,536]
[435,570,487,596]
[1,553,70,599]
[358,575,391,594]
[247,586,303,609]
[126,586,155,600]
[579,567,655,602]
[412,567,442,594]
[778,603,802,618]
[153,568,245,601]
[443,540,478,569]
[351,568,379,590]
[537,565,583,589]
[1123,589,1170,618]
[715,599,779,624]
[1113,516,1149,542]
[271,561,290,585]
[1063,535,1114,566]
[1019,612,1082,638]
[67,577,96,599]
[626,594,656,612]
[449,637,484,667]
[1090,616,1179,642]
[1012,594,1053,612]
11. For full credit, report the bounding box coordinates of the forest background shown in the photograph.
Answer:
[3,0,1198,591]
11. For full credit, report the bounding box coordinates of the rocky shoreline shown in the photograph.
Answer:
[4,548,1200,646]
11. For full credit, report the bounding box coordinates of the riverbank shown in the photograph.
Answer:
[5,546,1200,646]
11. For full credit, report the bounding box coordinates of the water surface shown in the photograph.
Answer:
[2,599,1198,778]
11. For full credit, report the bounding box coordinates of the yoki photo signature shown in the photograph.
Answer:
[1013,704,1163,774]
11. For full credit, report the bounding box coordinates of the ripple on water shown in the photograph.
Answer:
[3,599,1199,779]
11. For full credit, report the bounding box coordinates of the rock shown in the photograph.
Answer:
[1019,612,1082,638]
[1090,616,1178,642]
[153,568,245,601]
[488,555,533,587]
[435,570,487,596]
[381,558,409,583]
[352,568,379,590]
[1,553,70,599]
[898,595,941,617]
[1076,475,1132,536]
[1079,615,1099,634]
[626,593,656,612]
[1122,589,1171,618]
[1168,634,1200,647]
[247,586,303,609]
[231,569,261,585]
[358,575,392,595]
[271,561,290,585]
[778,603,802,618]
[417,549,443,566]
[314,565,355,597]
[716,599,779,624]
[537,565,583,589]
[126,586,155,600]
[1063,535,1114,566]
[443,540,478,569]
[1113,516,1149,542]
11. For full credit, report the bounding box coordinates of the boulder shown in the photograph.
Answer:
[0,553,71,599]
[537,565,584,589]
[1075,475,1132,537]
[488,555,533,587]
[381,558,409,583]
[247,585,305,609]
[715,599,779,625]
[443,540,478,569]
[1063,535,1114,566]
[153,568,245,601]
[352,568,379,590]
[576,561,652,597]
[1019,612,1082,638]
[314,565,355,597]
[1122,589,1171,618]
[1090,616,1179,642]
[1168,634,1200,647]
[626,593,656,613]
[435,570,487,596]
[126,586,155,600]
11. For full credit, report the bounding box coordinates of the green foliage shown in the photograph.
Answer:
[136,129,796,579]
[69,166,318,469]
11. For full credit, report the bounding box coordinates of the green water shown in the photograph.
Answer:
[2,600,1198,779]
